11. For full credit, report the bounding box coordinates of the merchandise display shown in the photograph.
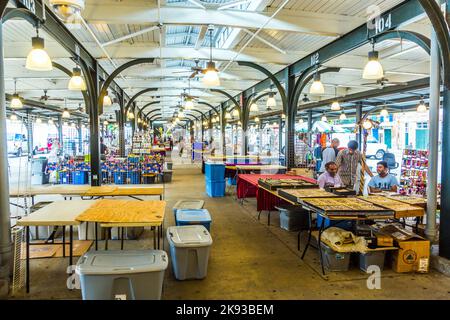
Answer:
[278,188,338,203]
[359,195,425,218]
[301,198,394,216]
[400,149,428,195]
[258,178,318,190]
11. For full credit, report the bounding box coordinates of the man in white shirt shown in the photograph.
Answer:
[319,138,340,173]
[317,161,343,189]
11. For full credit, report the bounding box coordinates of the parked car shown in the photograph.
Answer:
[366,137,388,159]
[7,133,28,157]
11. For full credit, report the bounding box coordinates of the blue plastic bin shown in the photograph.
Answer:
[206,179,225,197]
[72,171,87,185]
[59,171,70,184]
[114,171,127,184]
[128,171,141,184]
[227,177,237,186]
[205,163,225,181]
[175,209,212,231]
[316,215,353,231]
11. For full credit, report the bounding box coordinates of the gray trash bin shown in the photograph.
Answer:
[275,205,310,232]
[320,242,351,272]
[167,225,212,280]
[166,162,173,170]
[76,250,168,300]
[162,170,173,183]
[359,251,386,272]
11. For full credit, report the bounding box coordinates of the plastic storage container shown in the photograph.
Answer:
[276,206,310,232]
[59,171,70,184]
[172,200,205,217]
[76,250,168,300]
[359,251,386,272]
[167,226,212,280]
[206,180,225,197]
[320,242,351,272]
[110,227,144,240]
[78,222,105,241]
[161,170,173,183]
[166,162,173,170]
[205,163,225,181]
[176,209,212,231]
[72,171,87,185]
[227,177,237,186]
[316,215,353,231]
[114,171,127,184]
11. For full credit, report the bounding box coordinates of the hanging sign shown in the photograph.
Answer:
[16,0,36,14]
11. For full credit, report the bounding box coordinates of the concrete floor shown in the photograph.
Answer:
[9,162,450,300]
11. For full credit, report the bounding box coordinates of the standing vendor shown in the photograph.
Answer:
[368,161,399,193]
[317,162,343,189]
[335,140,373,188]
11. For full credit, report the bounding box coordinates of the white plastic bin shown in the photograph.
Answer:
[167,226,212,280]
[172,200,205,217]
[76,250,168,300]
[78,222,105,241]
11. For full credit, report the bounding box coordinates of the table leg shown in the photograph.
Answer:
[69,226,73,267]
[268,211,271,226]
[153,227,156,249]
[31,196,35,206]
[95,222,98,251]
[301,212,313,259]
[26,226,30,294]
[317,219,326,276]
[85,222,89,240]
[121,227,124,250]
[157,226,161,249]
[62,226,66,258]
[258,211,262,220]
[105,228,110,250]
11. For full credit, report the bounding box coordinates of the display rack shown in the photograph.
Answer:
[400,149,428,195]
[132,132,153,154]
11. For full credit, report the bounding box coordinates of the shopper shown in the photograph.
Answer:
[295,133,309,167]
[335,140,373,188]
[368,161,399,193]
[178,138,185,157]
[100,137,108,155]
[317,162,343,189]
[319,138,340,173]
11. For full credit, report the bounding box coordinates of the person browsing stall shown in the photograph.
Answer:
[368,161,399,193]
[317,162,343,189]
[319,138,340,173]
[335,140,373,188]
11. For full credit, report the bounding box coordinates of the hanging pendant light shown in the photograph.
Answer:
[103,91,112,106]
[339,112,347,120]
[178,109,185,118]
[35,117,42,124]
[10,113,18,121]
[62,108,70,119]
[225,111,232,120]
[298,118,304,124]
[184,97,194,110]
[281,113,286,120]
[254,117,260,123]
[363,120,373,130]
[380,107,389,117]
[266,92,277,109]
[68,66,87,91]
[238,121,242,126]
[232,109,239,118]
[127,111,135,120]
[417,97,428,113]
[10,80,23,109]
[331,101,341,111]
[71,122,77,127]
[48,118,54,125]
[321,113,327,122]
[26,27,53,71]
[363,42,384,80]
[202,26,220,87]
[250,102,259,112]
[310,72,325,95]
[103,119,109,125]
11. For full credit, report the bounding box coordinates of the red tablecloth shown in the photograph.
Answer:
[237,174,318,211]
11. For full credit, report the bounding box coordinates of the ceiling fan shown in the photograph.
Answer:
[171,59,204,79]
[302,94,310,103]
[39,90,64,102]
[361,77,408,87]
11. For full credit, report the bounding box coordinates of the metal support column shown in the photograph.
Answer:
[220,106,226,156]
[57,116,63,152]
[426,30,440,240]
[307,111,313,147]
[286,73,296,169]
[0,21,12,297]
[26,111,33,158]
[278,116,283,160]
[356,104,363,148]
[118,93,126,157]
[77,119,82,154]
[88,65,101,186]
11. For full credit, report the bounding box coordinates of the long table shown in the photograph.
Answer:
[10,185,165,211]
[16,199,166,293]
[236,174,317,211]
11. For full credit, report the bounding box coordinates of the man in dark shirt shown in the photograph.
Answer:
[100,137,108,155]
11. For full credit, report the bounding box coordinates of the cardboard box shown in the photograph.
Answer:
[392,239,430,273]
[376,234,394,247]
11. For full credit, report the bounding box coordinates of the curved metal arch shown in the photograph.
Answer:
[418,0,450,88]
[185,109,206,118]
[375,30,431,55]
[99,58,155,113]
[149,112,163,121]
[140,101,160,114]
[52,62,90,113]
[237,61,288,113]
[2,8,42,25]
[198,101,220,116]
[210,89,240,110]
[125,88,158,115]
[144,108,162,118]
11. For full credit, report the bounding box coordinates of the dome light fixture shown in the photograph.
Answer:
[281,113,286,120]
[184,97,194,110]
[71,122,77,127]
[103,119,109,125]
[103,91,112,107]
[68,66,87,91]
[363,120,373,130]
[417,97,428,113]
[49,0,85,22]
[127,111,135,120]
[178,110,185,118]
[35,117,42,124]
[298,118,304,124]
[250,102,259,112]
[339,112,347,121]
[266,92,277,109]
[225,111,232,120]
[10,80,23,109]
[380,107,389,117]
[202,26,220,87]
[363,41,384,80]
[26,26,53,71]
[254,117,260,123]
[232,109,239,118]
[321,113,327,122]
[10,113,18,121]
[62,108,71,119]
[48,118,54,125]
[310,72,325,95]
[331,101,341,111]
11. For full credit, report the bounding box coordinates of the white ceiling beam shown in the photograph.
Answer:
[187,0,206,9]
[217,0,254,11]
[195,25,207,50]
[241,28,286,54]
[81,5,359,36]
[102,25,160,47]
